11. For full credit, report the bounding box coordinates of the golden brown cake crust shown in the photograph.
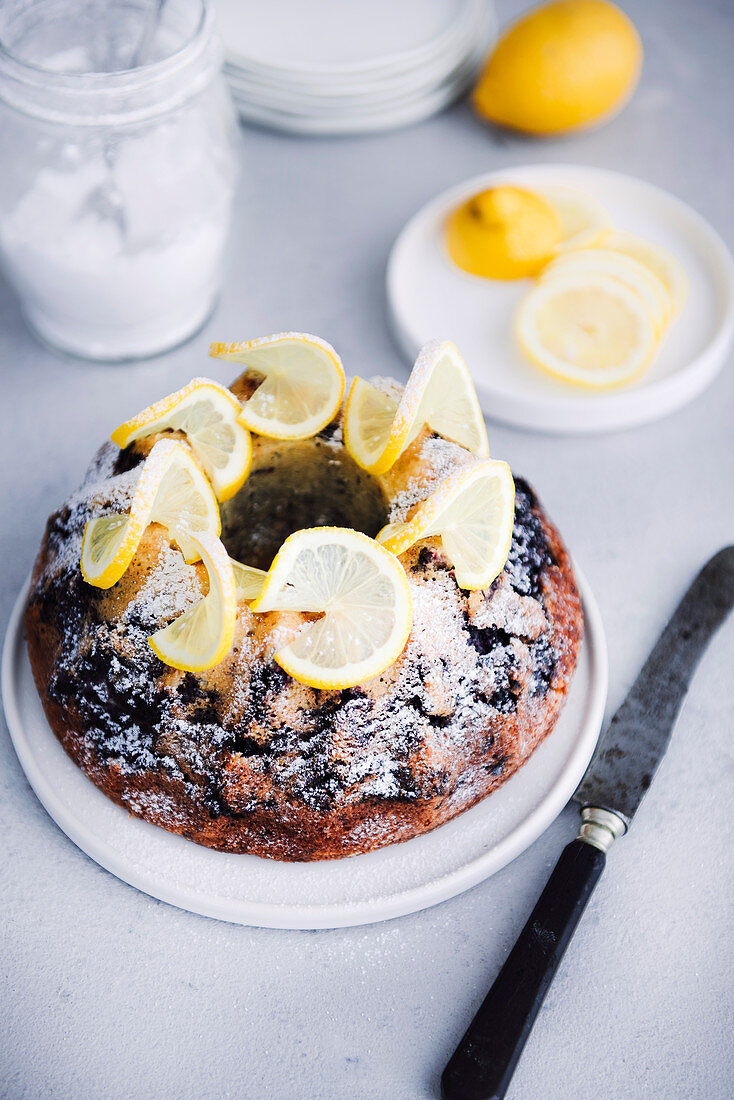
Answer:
[25,391,583,862]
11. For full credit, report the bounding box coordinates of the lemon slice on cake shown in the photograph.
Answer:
[540,186,610,252]
[515,272,658,389]
[81,439,220,589]
[209,333,345,440]
[377,461,515,590]
[595,230,688,316]
[250,527,412,690]
[111,379,252,502]
[344,339,489,475]
[230,557,267,602]
[149,531,237,672]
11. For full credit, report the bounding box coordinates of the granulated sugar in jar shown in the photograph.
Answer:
[0,0,238,360]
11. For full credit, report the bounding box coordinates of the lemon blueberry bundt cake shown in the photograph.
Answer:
[26,336,582,860]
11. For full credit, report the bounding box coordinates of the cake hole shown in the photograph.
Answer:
[219,437,389,570]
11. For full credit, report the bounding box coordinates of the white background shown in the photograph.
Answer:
[1,0,733,1096]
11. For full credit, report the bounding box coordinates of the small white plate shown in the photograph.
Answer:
[224,49,475,112]
[231,73,476,137]
[217,0,482,76]
[222,2,490,99]
[387,165,734,434]
[3,570,606,929]
[226,4,495,138]
[226,63,471,118]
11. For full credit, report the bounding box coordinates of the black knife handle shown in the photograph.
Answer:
[441,838,606,1100]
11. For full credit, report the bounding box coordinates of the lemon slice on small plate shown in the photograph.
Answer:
[541,248,672,334]
[377,461,515,590]
[111,378,252,502]
[149,531,237,672]
[209,333,345,440]
[81,439,221,589]
[515,272,659,389]
[596,230,689,316]
[539,185,610,252]
[250,527,412,690]
[344,339,489,475]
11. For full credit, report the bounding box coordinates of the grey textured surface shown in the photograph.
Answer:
[2,1,734,1097]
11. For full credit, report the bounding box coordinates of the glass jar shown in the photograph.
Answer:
[0,0,238,361]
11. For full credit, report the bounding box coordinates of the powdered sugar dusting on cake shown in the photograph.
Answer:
[32,458,142,592]
[369,376,403,402]
[81,441,120,487]
[122,543,202,632]
[388,434,475,523]
[467,574,548,641]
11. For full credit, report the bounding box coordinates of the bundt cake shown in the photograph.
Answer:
[25,341,583,861]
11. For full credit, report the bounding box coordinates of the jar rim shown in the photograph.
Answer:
[0,0,222,125]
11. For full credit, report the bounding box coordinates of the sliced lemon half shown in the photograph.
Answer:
[250,527,413,690]
[111,378,252,502]
[540,186,610,253]
[81,439,221,589]
[596,230,688,316]
[344,339,489,475]
[542,248,672,333]
[209,333,345,440]
[149,531,237,672]
[230,557,267,603]
[445,185,562,279]
[377,461,515,591]
[515,273,658,389]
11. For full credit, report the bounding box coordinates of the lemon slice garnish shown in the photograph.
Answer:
[542,248,672,334]
[344,339,489,475]
[149,531,237,672]
[230,557,267,602]
[209,333,345,440]
[111,378,252,502]
[515,272,659,389]
[596,230,689,316]
[540,186,610,252]
[377,461,515,591]
[250,527,413,690]
[81,439,220,589]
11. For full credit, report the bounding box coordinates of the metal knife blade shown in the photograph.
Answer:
[574,546,734,826]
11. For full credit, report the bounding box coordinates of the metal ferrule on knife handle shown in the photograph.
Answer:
[576,806,627,852]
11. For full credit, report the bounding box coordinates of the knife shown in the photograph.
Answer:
[441,546,734,1100]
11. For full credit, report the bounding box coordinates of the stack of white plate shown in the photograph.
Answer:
[214,0,495,136]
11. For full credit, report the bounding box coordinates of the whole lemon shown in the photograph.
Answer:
[446,186,562,279]
[473,0,643,135]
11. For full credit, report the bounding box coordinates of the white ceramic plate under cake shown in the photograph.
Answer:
[387,165,734,434]
[3,571,606,930]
